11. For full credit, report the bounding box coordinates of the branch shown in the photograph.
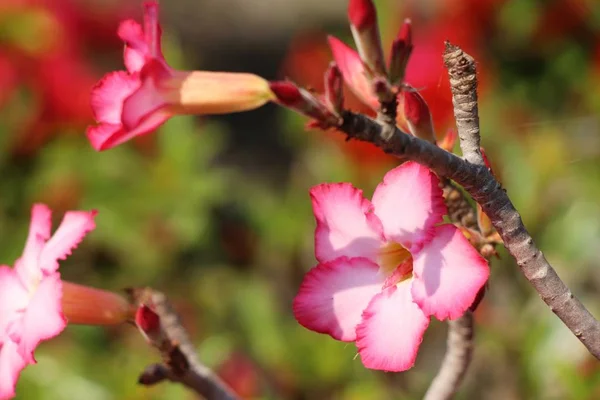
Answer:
[338,109,600,359]
[424,42,489,400]
[424,312,474,400]
[442,42,484,166]
[130,288,240,400]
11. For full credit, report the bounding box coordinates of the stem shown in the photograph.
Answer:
[424,313,474,400]
[442,42,484,166]
[130,288,239,400]
[426,45,487,399]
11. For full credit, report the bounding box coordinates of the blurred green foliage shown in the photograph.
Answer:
[2,0,600,399]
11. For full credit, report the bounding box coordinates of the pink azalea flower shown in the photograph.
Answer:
[86,1,273,151]
[293,162,489,371]
[0,204,96,399]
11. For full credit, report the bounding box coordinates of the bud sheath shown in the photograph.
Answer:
[62,281,133,325]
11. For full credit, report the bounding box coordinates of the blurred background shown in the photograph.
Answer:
[1,0,600,398]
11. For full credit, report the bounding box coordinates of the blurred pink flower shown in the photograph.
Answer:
[87,1,273,151]
[0,204,96,399]
[293,162,489,371]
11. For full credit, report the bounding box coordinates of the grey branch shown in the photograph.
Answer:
[442,42,484,166]
[131,288,239,400]
[424,313,474,400]
[338,109,600,359]
[424,43,487,400]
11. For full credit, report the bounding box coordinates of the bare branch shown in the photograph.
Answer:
[338,110,600,359]
[424,44,487,400]
[424,312,474,400]
[442,42,484,166]
[130,288,239,400]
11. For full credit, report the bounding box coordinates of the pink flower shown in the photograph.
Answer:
[86,1,273,151]
[0,204,96,399]
[293,162,489,371]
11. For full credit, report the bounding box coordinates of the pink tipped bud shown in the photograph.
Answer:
[269,81,303,108]
[438,128,457,152]
[401,87,436,143]
[348,0,387,77]
[324,62,344,114]
[135,304,161,337]
[270,80,341,127]
[348,0,377,30]
[389,19,413,84]
[61,281,133,325]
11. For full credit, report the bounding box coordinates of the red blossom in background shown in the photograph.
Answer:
[0,0,133,155]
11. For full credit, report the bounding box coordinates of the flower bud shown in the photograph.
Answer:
[389,19,413,85]
[270,81,340,127]
[347,0,387,78]
[324,62,344,115]
[400,87,436,143]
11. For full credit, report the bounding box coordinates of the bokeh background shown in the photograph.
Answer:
[1,0,600,398]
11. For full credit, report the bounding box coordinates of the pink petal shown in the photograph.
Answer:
[311,183,384,263]
[16,204,51,284]
[39,210,97,274]
[86,110,171,151]
[118,19,148,73]
[371,162,446,251]
[355,282,429,371]
[293,257,384,341]
[86,123,122,151]
[15,273,66,364]
[90,71,141,124]
[411,224,489,320]
[120,60,170,130]
[0,340,26,400]
[327,36,378,110]
[0,267,27,337]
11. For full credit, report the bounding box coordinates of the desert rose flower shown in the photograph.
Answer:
[0,204,129,399]
[86,1,274,151]
[293,162,489,371]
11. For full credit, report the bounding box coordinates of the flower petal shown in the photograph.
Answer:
[311,183,384,263]
[411,224,489,320]
[355,282,429,371]
[121,60,170,130]
[15,273,66,364]
[327,35,378,110]
[372,161,446,250]
[90,71,141,124]
[16,204,52,283]
[0,267,27,337]
[86,123,122,151]
[118,19,148,73]
[39,210,97,274]
[293,257,384,341]
[86,111,170,151]
[0,340,26,400]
